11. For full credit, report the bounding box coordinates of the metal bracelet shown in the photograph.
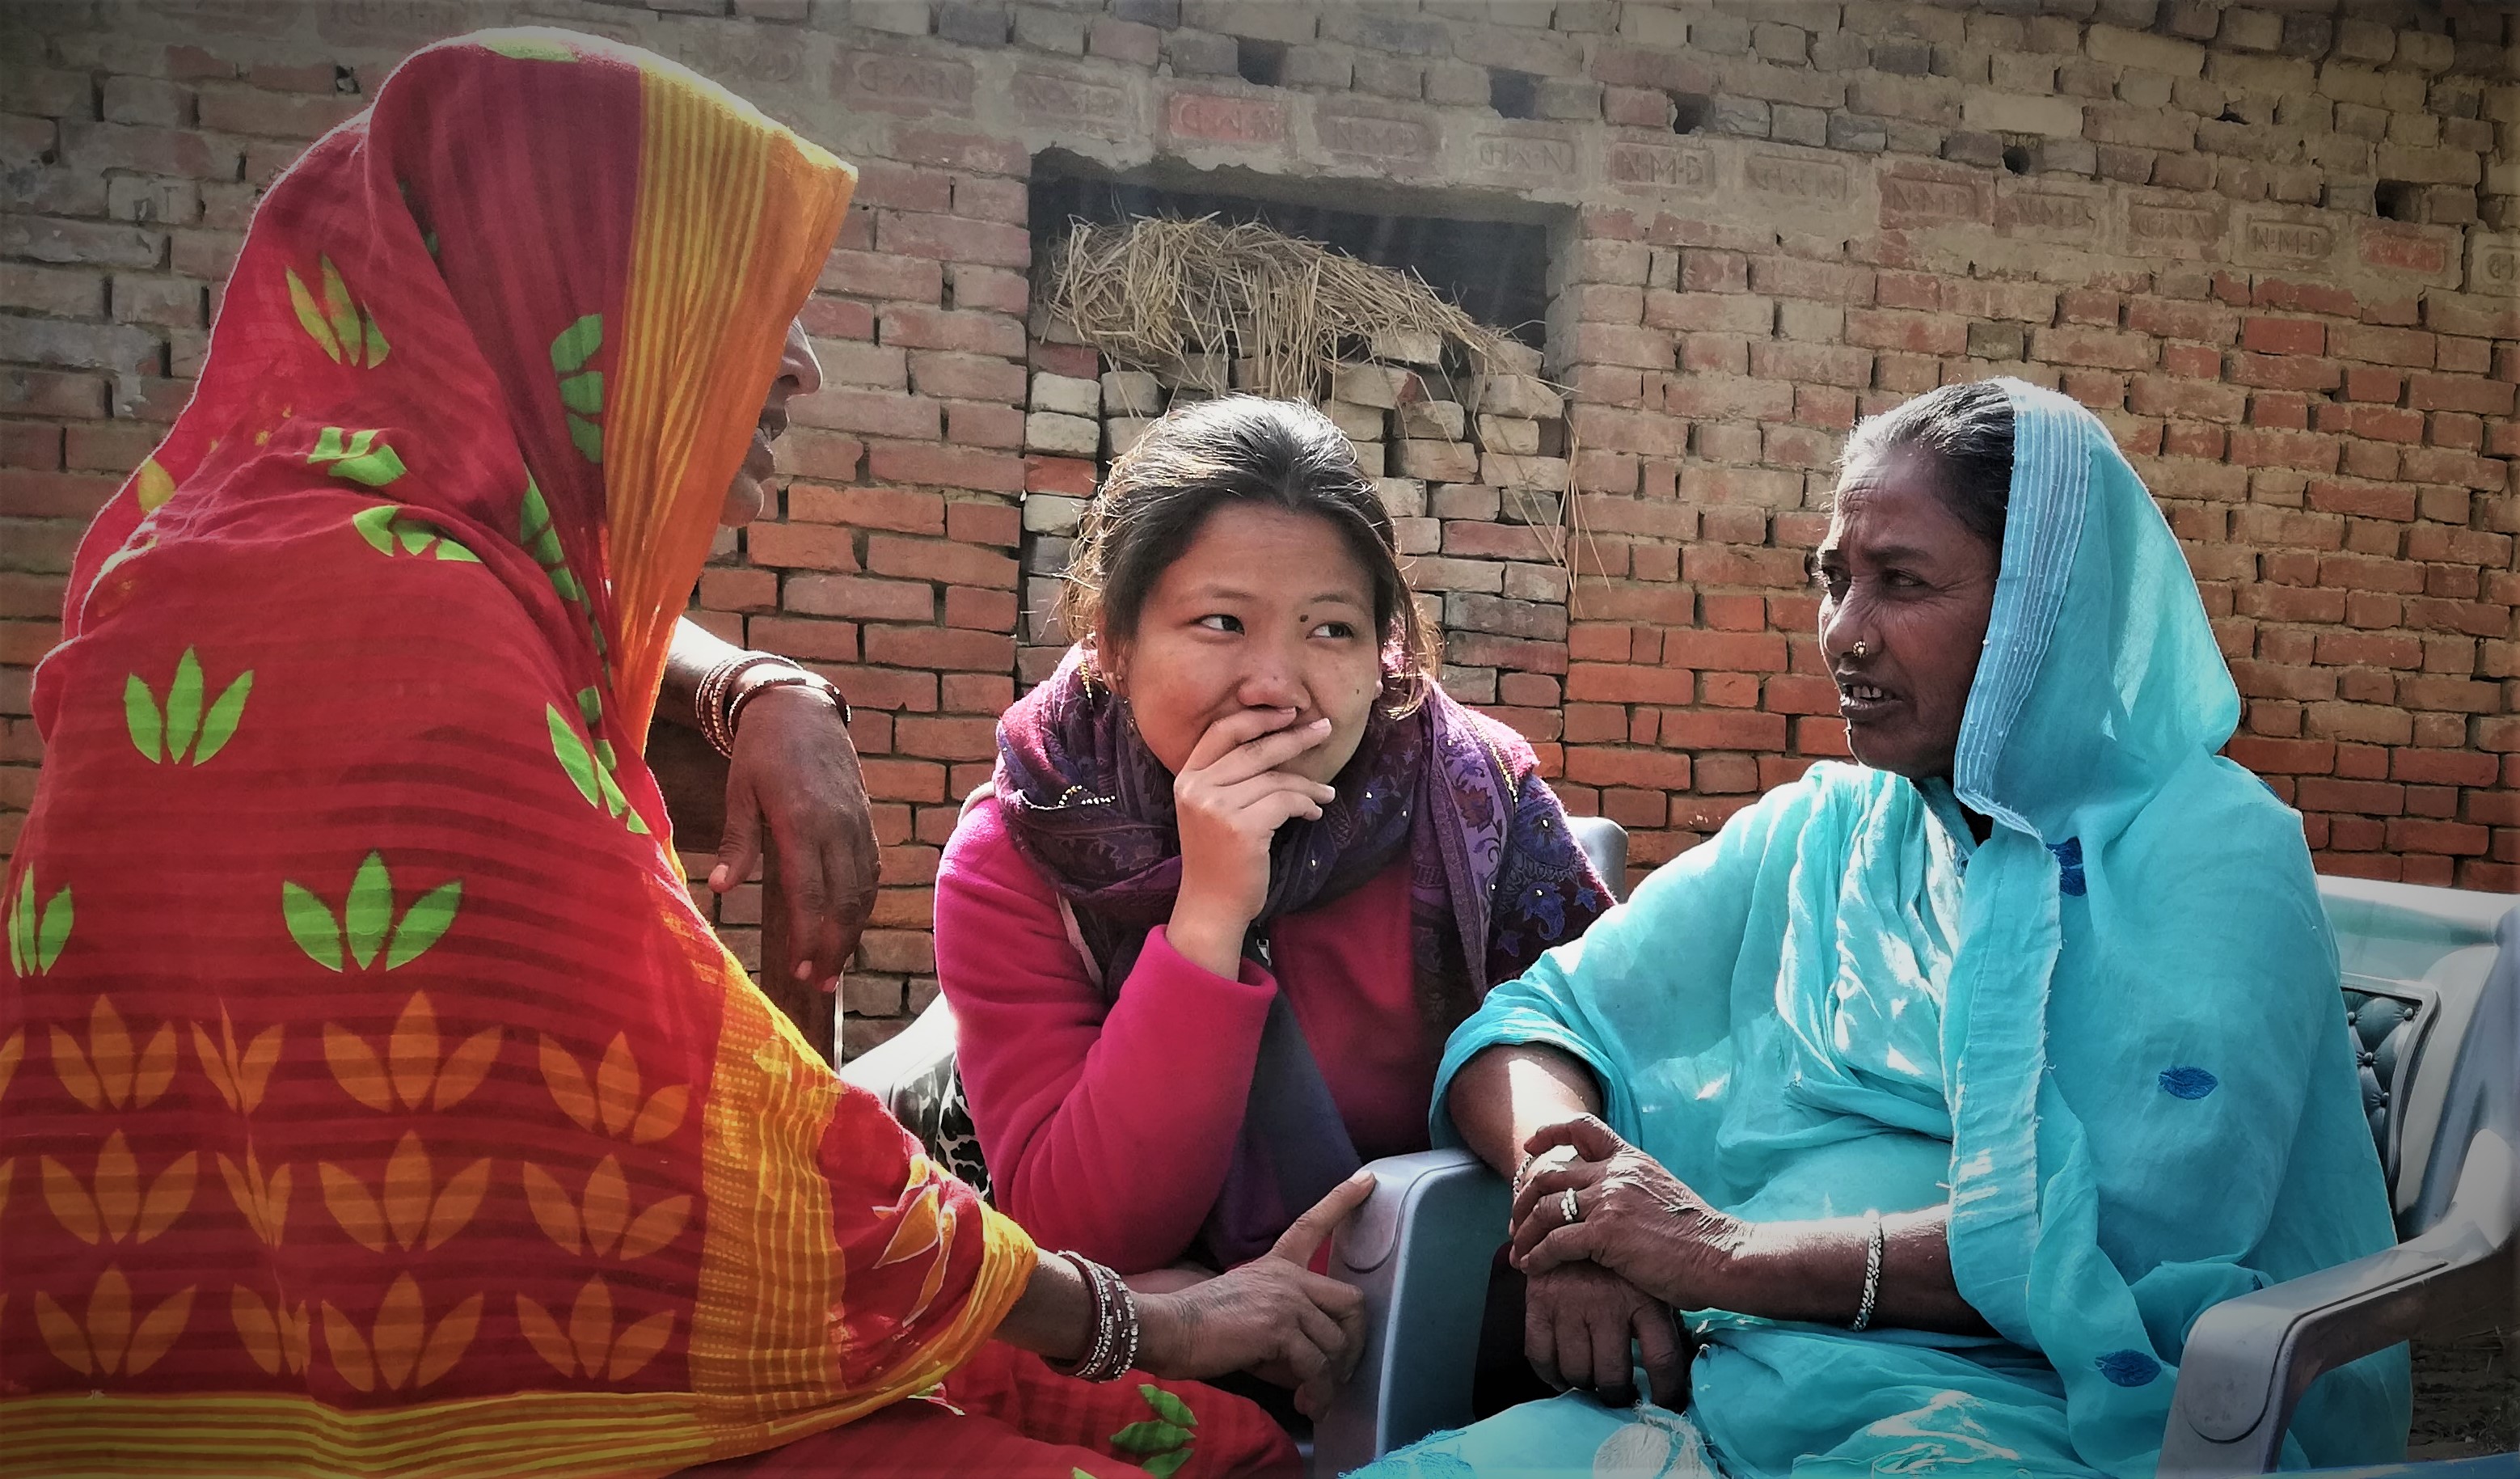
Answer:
[1850,1210,1885,1333]
[694,653,784,759]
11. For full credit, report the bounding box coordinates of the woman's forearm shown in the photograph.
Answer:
[1447,1043,1603,1181]
[657,615,742,732]
[1729,1207,1989,1336]
[992,1249,1094,1363]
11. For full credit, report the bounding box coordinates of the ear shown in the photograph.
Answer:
[1090,629,1129,695]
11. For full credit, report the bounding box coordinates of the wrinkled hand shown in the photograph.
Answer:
[1138,1170,1372,1418]
[708,686,880,994]
[1522,1261,1691,1411]
[1510,1116,1743,1312]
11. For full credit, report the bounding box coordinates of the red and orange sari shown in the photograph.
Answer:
[3,31,1286,1478]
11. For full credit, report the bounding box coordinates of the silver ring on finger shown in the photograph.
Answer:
[1560,1186,1582,1224]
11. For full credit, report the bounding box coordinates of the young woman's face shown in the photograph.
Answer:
[1814,449,2002,781]
[1101,505,1387,786]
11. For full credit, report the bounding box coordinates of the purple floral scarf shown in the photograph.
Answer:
[986,645,1607,1264]
[995,645,1606,1027]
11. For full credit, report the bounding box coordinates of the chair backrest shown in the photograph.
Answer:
[1566,814,1627,902]
[2315,877,2515,1237]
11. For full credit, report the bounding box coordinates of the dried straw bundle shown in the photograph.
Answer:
[1040,215,1509,402]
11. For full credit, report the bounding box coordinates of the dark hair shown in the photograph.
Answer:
[1840,379,2016,549]
[1063,395,1439,704]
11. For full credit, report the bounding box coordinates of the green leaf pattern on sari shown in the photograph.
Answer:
[545,704,648,835]
[1110,1385,1198,1477]
[6,868,73,978]
[285,256,390,368]
[550,315,605,463]
[280,852,462,974]
[125,648,253,766]
[352,504,479,564]
[310,426,408,488]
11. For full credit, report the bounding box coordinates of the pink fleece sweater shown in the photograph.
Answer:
[934,796,1437,1272]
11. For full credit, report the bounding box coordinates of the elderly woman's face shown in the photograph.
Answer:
[721,319,823,527]
[1815,450,2002,781]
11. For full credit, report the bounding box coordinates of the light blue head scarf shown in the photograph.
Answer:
[1395,380,2408,1477]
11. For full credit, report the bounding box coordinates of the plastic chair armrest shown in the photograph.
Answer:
[1314,1149,1510,1476]
[2159,1129,2518,1477]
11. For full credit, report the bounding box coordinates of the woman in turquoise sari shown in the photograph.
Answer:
[1361,378,2408,1477]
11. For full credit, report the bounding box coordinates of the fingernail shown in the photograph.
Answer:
[822,977,843,995]
[708,865,729,891]
[794,961,815,981]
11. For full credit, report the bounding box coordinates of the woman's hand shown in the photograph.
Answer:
[1138,1169,1372,1418]
[710,683,880,994]
[1522,1261,1691,1411]
[1510,1116,1745,1313]
[1165,708,1336,978]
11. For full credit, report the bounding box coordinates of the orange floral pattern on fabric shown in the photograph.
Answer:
[2,29,1043,1478]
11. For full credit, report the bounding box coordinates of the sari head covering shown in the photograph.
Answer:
[4,30,1035,1476]
[992,643,1607,1261]
[1405,379,2407,1477]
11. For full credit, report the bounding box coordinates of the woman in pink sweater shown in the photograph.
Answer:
[935,396,1610,1278]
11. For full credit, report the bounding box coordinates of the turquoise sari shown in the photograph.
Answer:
[1361,380,2408,1477]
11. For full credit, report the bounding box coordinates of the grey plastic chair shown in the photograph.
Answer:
[2159,881,2518,1477]
[1317,876,2518,1478]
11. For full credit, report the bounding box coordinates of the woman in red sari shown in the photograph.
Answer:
[0,30,1360,1477]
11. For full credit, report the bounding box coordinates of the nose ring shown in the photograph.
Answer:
[1850,641,1870,658]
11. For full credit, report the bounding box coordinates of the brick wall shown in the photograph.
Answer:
[3,0,2515,1052]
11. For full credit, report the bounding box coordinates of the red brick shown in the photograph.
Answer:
[2129,376,2246,422]
[945,501,1020,547]
[2162,343,2220,378]
[2227,353,2341,391]
[2296,777,2405,815]
[2387,818,2488,856]
[865,441,1026,493]
[786,484,937,535]
[2125,297,2238,343]
[943,400,1024,449]
[2405,373,2514,416]
[879,305,1024,358]
[1662,629,1789,672]
[1659,709,1789,751]
[820,250,944,303]
[1025,454,1098,497]
[2241,317,2325,357]
[1564,746,1693,791]
[1564,662,1695,704]
[865,533,1019,588]
[747,617,861,664]
[876,209,1031,269]
[799,298,875,342]
[745,522,861,571]
[789,387,939,441]
[784,575,935,622]
[1845,309,1966,356]
[863,623,1015,672]
[698,567,777,614]
[2330,323,2433,367]
[2226,736,2337,775]
[893,716,998,761]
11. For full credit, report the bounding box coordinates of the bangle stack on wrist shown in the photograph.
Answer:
[1049,1249,1141,1381]
[694,650,851,759]
[1850,1210,1884,1332]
